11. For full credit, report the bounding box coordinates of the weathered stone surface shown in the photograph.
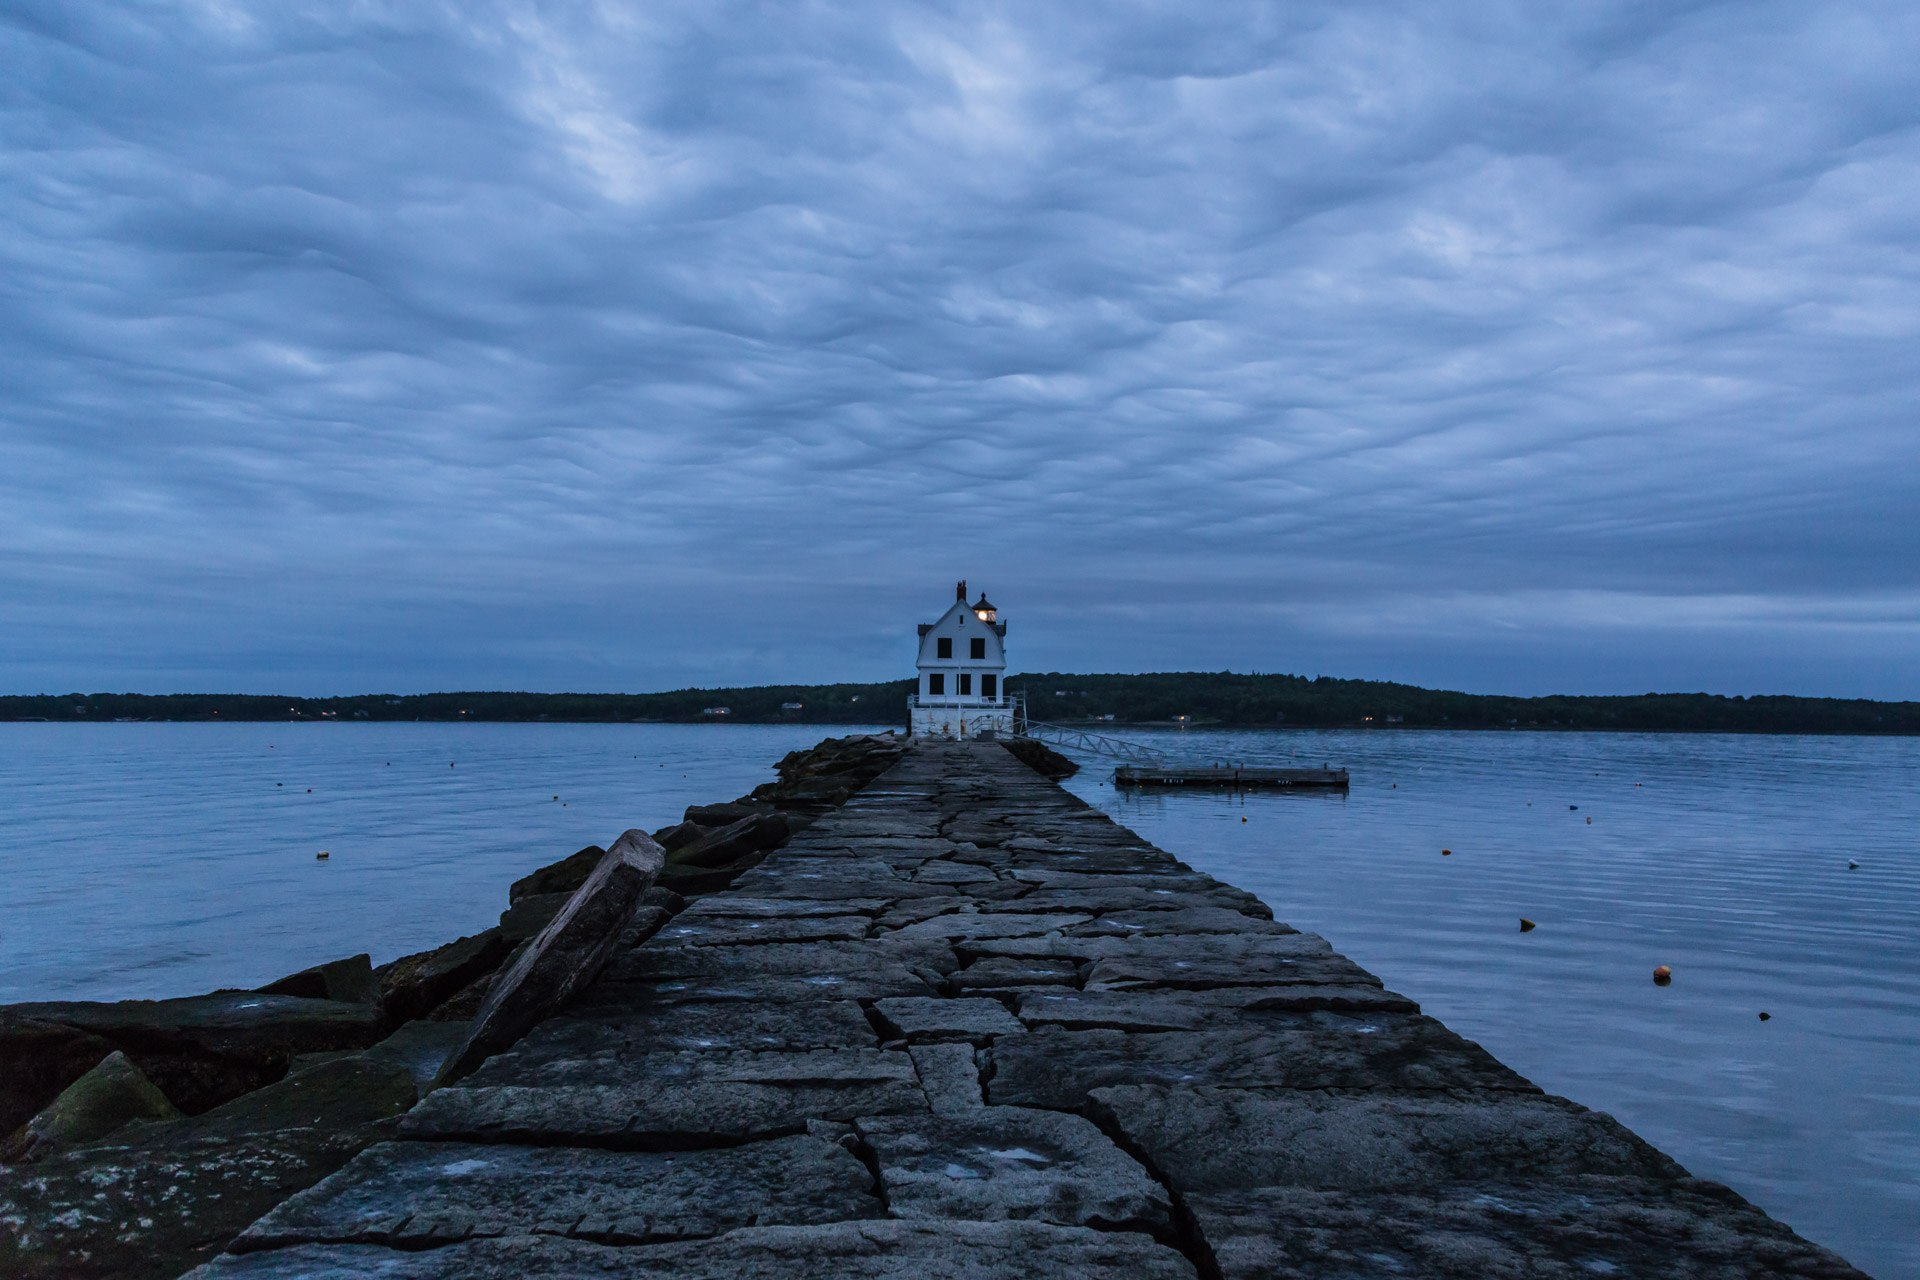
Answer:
[887,911,1092,941]
[677,896,889,919]
[120,1054,417,1144]
[374,929,514,1025]
[1066,908,1296,937]
[856,1109,1169,1230]
[656,913,872,946]
[987,1018,1532,1108]
[605,939,957,987]
[1088,1085,1687,1191]
[999,736,1079,779]
[668,812,791,870]
[732,858,953,901]
[1,1049,180,1162]
[404,1049,926,1143]
[1186,1178,1872,1280]
[984,887,1274,917]
[498,892,571,942]
[258,954,379,1005]
[576,971,935,1008]
[908,1043,985,1116]
[0,993,384,1118]
[438,829,665,1084]
[871,997,1025,1044]
[502,1000,878,1059]
[509,844,607,903]
[911,861,1003,884]
[232,1135,879,1251]
[1,1127,378,1280]
[185,1219,1198,1279]
[1014,986,1419,1032]
[363,1019,471,1090]
[953,956,1082,991]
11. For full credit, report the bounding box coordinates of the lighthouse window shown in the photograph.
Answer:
[970,638,985,659]
[928,673,944,695]
[959,673,972,695]
[936,637,953,658]
[982,674,997,698]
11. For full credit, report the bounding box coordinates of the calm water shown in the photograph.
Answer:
[1059,729,1920,1280]
[1,723,1915,1276]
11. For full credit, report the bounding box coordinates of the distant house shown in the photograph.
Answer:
[781,702,804,711]
[702,706,731,716]
[910,580,1016,739]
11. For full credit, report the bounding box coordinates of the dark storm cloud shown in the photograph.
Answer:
[3,1,1917,695]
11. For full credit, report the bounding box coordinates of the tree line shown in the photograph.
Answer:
[6,671,1918,734]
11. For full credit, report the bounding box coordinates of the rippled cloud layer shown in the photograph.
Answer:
[4,2,1917,695]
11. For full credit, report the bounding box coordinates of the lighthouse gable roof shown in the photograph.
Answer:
[916,597,1006,670]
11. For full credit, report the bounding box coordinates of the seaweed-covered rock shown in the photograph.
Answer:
[1,1050,180,1163]
[0,1016,117,1136]
[508,845,606,904]
[257,954,378,1005]
[0,993,384,1119]
[374,929,514,1025]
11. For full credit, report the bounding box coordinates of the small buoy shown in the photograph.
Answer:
[450,762,455,768]
[1441,848,1452,856]
[1519,918,1536,932]
[1635,783,1641,787]
[1653,965,1672,986]
[1569,805,1578,811]
[1848,860,1859,870]
[276,782,282,787]
[1586,816,1591,824]
[316,851,329,861]
[1241,816,1247,823]
[1758,1011,1771,1021]
[1391,783,1396,789]
[307,789,312,793]
[554,796,560,801]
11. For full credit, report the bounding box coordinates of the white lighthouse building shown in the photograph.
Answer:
[908,581,1021,738]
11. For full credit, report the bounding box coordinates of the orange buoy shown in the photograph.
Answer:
[1653,965,1672,986]
[1519,918,1536,932]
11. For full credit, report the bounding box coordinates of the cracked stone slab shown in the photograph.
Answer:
[574,972,935,1008]
[986,1019,1533,1108]
[655,915,873,946]
[400,1049,927,1144]
[953,956,1082,991]
[1185,1178,1871,1280]
[185,1219,1200,1279]
[230,1136,879,1252]
[910,862,1004,884]
[1087,1085,1688,1192]
[605,940,957,984]
[854,1109,1172,1232]
[676,897,889,919]
[1065,908,1296,937]
[508,1001,878,1056]
[908,1042,985,1116]
[1014,987,1420,1032]
[885,912,1092,941]
[981,887,1277,917]
[871,997,1025,1044]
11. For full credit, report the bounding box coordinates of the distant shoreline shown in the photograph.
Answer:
[5,673,1918,735]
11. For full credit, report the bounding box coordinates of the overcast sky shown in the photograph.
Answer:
[4,2,1917,699]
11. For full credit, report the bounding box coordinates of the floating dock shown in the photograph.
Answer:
[1114,763,1349,789]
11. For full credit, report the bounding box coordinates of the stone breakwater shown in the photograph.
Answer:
[167,737,1867,1279]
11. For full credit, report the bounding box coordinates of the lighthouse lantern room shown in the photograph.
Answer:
[909,581,1018,738]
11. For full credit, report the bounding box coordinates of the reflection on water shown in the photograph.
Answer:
[1060,727,1920,1280]
[0,722,1912,1275]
